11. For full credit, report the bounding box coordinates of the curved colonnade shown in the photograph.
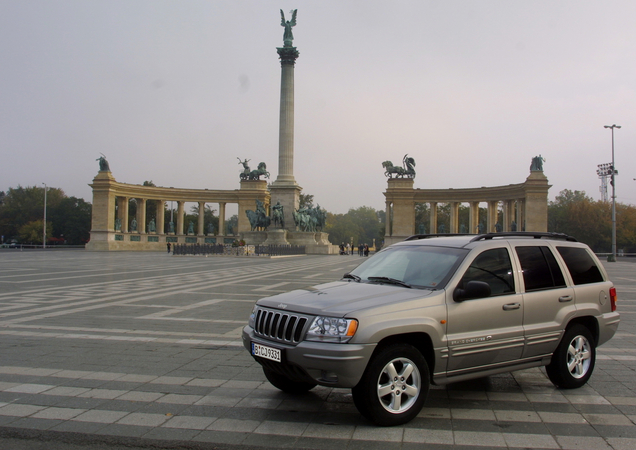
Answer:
[384,170,550,246]
[86,170,268,251]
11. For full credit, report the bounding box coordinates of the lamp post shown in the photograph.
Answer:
[42,183,48,249]
[604,124,621,262]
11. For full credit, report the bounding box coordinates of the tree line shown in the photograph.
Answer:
[2,184,635,253]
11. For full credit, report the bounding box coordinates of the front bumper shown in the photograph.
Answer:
[242,325,376,388]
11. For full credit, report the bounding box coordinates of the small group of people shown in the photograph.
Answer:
[339,242,369,256]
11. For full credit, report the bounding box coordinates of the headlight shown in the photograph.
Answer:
[305,316,358,343]
[248,305,258,328]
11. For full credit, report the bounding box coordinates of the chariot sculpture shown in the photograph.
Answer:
[382,154,416,178]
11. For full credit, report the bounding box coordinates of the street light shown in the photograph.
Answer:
[42,183,48,249]
[604,124,621,262]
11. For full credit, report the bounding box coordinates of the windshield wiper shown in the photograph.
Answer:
[367,276,412,288]
[343,273,361,282]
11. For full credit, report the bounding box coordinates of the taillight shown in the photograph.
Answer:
[609,287,617,312]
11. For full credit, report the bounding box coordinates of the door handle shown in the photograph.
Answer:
[502,303,521,311]
[559,296,573,302]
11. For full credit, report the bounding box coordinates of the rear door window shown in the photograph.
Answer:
[556,247,604,285]
[515,246,566,291]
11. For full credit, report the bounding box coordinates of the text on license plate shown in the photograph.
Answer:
[252,343,281,363]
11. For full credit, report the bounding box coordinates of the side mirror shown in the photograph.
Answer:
[454,280,491,302]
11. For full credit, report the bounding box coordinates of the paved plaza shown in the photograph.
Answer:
[0,250,635,450]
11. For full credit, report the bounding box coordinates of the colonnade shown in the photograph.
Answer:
[383,170,550,246]
[86,170,269,251]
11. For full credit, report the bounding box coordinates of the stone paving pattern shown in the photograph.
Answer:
[0,250,634,449]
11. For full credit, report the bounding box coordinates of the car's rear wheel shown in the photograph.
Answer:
[546,324,596,389]
[263,368,317,394]
[352,344,429,426]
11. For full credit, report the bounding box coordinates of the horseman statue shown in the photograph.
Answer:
[246,199,271,231]
[382,154,416,178]
[293,205,326,232]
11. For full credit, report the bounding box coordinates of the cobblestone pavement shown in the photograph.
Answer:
[0,250,634,450]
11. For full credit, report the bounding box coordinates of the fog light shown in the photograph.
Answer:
[320,371,338,383]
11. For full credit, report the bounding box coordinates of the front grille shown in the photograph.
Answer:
[253,307,310,344]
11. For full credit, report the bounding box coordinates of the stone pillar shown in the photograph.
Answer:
[137,199,146,234]
[385,201,392,236]
[198,201,205,236]
[270,44,301,231]
[503,200,514,232]
[275,46,299,185]
[156,201,165,235]
[524,171,550,232]
[218,202,226,236]
[469,201,480,234]
[117,196,128,233]
[516,199,524,231]
[487,201,498,232]
[86,171,117,251]
[429,202,438,235]
[450,202,460,234]
[177,201,185,235]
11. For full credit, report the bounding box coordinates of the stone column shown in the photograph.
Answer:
[117,196,129,233]
[137,199,146,234]
[218,202,226,236]
[270,45,302,230]
[385,201,392,236]
[487,201,498,232]
[450,202,460,234]
[198,201,205,236]
[469,201,480,234]
[156,201,165,235]
[86,170,117,251]
[524,171,550,232]
[177,201,185,235]
[503,200,514,232]
[429,202,438,235]
[516,199,524,231]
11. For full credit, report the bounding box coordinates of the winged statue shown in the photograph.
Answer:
[280,9,297,47]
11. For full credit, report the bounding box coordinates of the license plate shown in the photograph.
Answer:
[252,342,282,363]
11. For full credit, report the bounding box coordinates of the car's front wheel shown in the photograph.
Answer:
[352,344,429,426]
[546,324,596,389]
[263,368,317,394]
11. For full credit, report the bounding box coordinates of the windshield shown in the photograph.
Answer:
[349,245,468,289]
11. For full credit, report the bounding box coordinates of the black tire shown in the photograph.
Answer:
[352,344,429,426]
[263,368,317,394]
[546,324,596,389]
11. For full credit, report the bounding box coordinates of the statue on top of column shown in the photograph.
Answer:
[280,9,297,47]
[530,155,545,172]
[96,154,110,172]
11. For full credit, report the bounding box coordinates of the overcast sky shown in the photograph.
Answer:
[1,0,635,215]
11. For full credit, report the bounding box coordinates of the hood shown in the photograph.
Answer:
[256,280,438,317]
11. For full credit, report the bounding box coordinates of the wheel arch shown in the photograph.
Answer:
[566,316,599,344]
[373,332,436,375]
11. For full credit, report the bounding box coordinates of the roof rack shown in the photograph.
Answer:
[404,233,473,241]
[469,232,577,242]
[404,232,577,242]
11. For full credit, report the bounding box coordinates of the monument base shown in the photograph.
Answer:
[263,229,289,245]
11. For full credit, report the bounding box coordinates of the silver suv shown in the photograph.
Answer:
[242,232,620,426]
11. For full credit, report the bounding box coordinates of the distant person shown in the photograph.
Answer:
[364,244,369,257]
[167,242,171,253]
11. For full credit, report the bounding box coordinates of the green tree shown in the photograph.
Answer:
[326,206,383,247]
[50,197,92,244]
[0,186,65,241]
[548,190,610,251]
[18,219,52,244]
[299,193,314,209]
